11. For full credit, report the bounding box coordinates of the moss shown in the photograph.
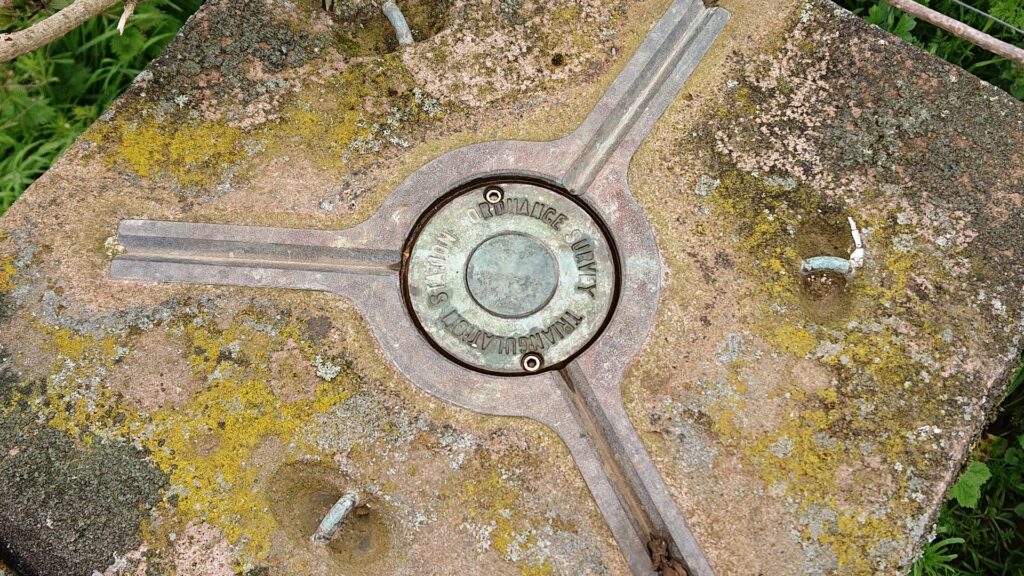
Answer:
[145,0,326,105]
[0,411,165,576]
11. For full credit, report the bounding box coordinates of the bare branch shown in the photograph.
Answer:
[0,0,121,63]
[886,0,1024,66]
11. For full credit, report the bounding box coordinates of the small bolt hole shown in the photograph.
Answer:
[551,53,566,67]
[484,186,504,204]
[521,352,543,372]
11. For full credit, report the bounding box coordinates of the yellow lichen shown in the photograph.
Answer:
[43,325,119,367]
[107,115,244,188]
[818,512,902,572]
[0,257,16,292]
[771,324,817,357]
[454,462,555,576]
[745,406,843,504]
[3,325,134,445]
[694,173,946,567]
[133,313,354,559]
[710,171,821,303]
[13,311,358,564]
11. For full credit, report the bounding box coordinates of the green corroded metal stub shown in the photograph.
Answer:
[403,181,618,375]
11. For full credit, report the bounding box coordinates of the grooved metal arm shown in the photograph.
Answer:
[110,3,729,574]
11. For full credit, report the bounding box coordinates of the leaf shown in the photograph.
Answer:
[111,27,146,62]
[867,2,892,26]
[991,0,1024,30]
[947,460,992,508]
[1006,446,1022,466]
[894,12,917,41]
[20,100,56,130]
[1015,503,1024,518]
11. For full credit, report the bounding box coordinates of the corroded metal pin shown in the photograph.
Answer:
[110,2,729,574]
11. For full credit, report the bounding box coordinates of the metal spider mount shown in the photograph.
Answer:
[110,3,729,574]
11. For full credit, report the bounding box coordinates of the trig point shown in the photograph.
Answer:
[0,1,1021,575]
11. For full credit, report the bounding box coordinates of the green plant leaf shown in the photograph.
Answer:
[111,27,146,61]
[867,2,892,26]
[947,460,992,508]
[894,12,917,40]
[991,0,1024,29]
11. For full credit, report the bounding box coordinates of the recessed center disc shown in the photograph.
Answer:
[466,233,559,318]
[402,180,618,375]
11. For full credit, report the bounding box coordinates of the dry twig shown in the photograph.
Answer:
[0,0,140,63]
[887,0,1024,66]
[117,0,136,34]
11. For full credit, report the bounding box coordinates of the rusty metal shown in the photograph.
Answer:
[798,216,865,280]
[311,492,360,544]
[109,2,729,574]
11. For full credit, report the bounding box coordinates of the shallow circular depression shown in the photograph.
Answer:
[796,211,857,323]
[325,0,452,56]
[466,232,559,319]
[268,463,391,570]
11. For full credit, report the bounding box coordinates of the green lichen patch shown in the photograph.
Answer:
[261,53,443,170]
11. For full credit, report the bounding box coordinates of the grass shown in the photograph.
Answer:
[0,1,1022,574]
[0,0,203,214]
[837,0,1024,99]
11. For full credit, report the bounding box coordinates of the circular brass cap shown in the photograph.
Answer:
[402,180,618,375]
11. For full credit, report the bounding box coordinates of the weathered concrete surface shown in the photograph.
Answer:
[0,0,1021,574]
